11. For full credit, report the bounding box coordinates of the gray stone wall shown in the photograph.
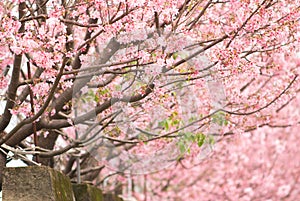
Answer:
[2,166,123,201]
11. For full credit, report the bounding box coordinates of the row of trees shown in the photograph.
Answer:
[0,0,299,200]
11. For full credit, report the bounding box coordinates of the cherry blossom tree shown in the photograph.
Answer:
[0,0,300,200]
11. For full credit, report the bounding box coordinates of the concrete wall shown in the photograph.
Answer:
[2,166,123,201]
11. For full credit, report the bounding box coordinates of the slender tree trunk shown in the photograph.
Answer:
[0,132,7,191]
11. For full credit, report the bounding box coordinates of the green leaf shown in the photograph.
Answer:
[188,116,197,123]
[207,135,215,145]
[178,141,186,154]
[158,119,170,130]
[172,119,180,125]
[99,88,110,95]
[211,111,228,126]
[94,94,100,102]
[129,60,138,65]
[195,133,206,147]
[172,52,179,60]
[115,85,122,91]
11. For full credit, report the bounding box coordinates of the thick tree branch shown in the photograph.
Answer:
[0,2,26,132]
